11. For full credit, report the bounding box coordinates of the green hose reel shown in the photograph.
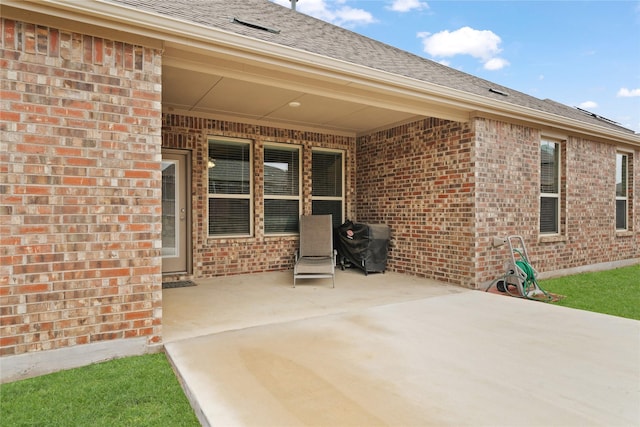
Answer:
[487,236,552,302]
[515,260,535,281]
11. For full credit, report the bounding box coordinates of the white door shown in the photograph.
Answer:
[162,151,190,273]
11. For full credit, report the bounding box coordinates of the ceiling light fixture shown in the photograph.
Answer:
[288,101,301,108]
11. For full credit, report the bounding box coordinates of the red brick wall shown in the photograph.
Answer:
[162,114,356,278]
[0,19,163,356]
[473,119,541,284]
[356,118,476,287]
[357,116,638,288]
[474,118,639,285]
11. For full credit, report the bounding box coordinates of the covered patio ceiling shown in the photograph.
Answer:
[161,44,471,136]
[162,64,424,135]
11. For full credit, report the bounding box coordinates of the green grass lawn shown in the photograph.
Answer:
[540,264,640,320]
[0,352,200,427]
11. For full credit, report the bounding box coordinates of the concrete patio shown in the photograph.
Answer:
[163,269,640,426]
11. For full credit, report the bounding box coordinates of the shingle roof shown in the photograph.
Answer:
[110,0,635,134]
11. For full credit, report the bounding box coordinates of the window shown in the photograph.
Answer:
[208,138,252,236]
[616,153,628,230]
[540,140,560,234]
[312,149,344,229]
[264,144,301,234]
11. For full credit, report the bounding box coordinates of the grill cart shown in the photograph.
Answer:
[335,221,390,275]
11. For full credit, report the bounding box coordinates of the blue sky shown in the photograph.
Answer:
[272,0,640,133]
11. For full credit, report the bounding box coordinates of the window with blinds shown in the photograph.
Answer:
[264,144,301,234]
[208,138,252,236]
[312,150,344,229]
[540,140,560,234]
[616,153,628,230]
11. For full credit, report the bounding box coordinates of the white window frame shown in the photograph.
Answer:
[616,152,629,231]
[539,139,561,235]
[207,136,253,238]
[311,148,345,227]
[263,142,302,235]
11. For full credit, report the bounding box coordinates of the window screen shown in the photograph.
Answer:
[540,141,559,194]
[265,199,299,233]
[540,140,559,234]
[312,150,344,229]
[616,153,628,230]
[208,139,252,236]
[312,151,343,197]
[264,146,300,234]
[540,197,559,234]
[208,198,250,235]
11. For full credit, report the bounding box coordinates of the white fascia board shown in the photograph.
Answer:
[9,0,640,146]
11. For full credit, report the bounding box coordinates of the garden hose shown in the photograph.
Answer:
[485,240,552,302]
[486,249,552,302]
[514,255,552,301]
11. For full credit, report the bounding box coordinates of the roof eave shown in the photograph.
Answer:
[469,109,640,147]
[5,0,639,146]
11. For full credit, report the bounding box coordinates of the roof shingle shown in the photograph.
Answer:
[110,0,635,134]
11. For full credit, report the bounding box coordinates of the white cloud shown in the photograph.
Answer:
[333,6,376,26]
[418,27,501,59]
[271,0,375,27]
[578,101,598,109]
[389,0,429,13]
[417,26,509,70]
[617,87,640,97]
[484,57,510,70]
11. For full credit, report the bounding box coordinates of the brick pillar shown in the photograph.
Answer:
[356,118,476,287]
[0,19,163,359]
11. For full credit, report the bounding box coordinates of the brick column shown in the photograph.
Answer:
[0,19,163,358]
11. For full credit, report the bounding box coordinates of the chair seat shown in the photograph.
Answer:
[295,257,334,275]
